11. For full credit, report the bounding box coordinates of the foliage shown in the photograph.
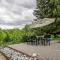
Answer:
[33,0,60,36]
[0,27,33,46]
[34,0,60,19]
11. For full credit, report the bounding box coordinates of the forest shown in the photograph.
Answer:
[0,27,33,46]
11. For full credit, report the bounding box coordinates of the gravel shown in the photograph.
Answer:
[0,46,37,60]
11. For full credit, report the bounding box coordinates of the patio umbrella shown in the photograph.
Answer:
[30,18,55,28]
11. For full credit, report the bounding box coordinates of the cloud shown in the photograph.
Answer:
[0,0,36,29]
[0,24,25,29]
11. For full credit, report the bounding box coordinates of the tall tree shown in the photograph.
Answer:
[33,0,60,34]
[34,0,60,19]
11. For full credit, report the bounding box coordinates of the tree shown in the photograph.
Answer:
[33,0,60,35]
[34,0,60,19]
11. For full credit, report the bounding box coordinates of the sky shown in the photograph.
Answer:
[0,0,36,29]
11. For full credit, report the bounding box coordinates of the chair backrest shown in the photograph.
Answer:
[37,36,43,40]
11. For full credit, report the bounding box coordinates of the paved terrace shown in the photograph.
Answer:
[9,41,60,60]
[0,53,7,60]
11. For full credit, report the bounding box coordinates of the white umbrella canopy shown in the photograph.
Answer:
[30,18,55,28]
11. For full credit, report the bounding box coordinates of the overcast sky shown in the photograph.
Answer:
[0,0,36,29]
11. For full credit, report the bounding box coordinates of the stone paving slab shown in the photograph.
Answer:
[9,41,60,60]
[0,53,7,60]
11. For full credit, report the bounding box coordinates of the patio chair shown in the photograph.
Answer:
[31,36,37,45]
[26,36,32,45]
[36,36,41,45]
